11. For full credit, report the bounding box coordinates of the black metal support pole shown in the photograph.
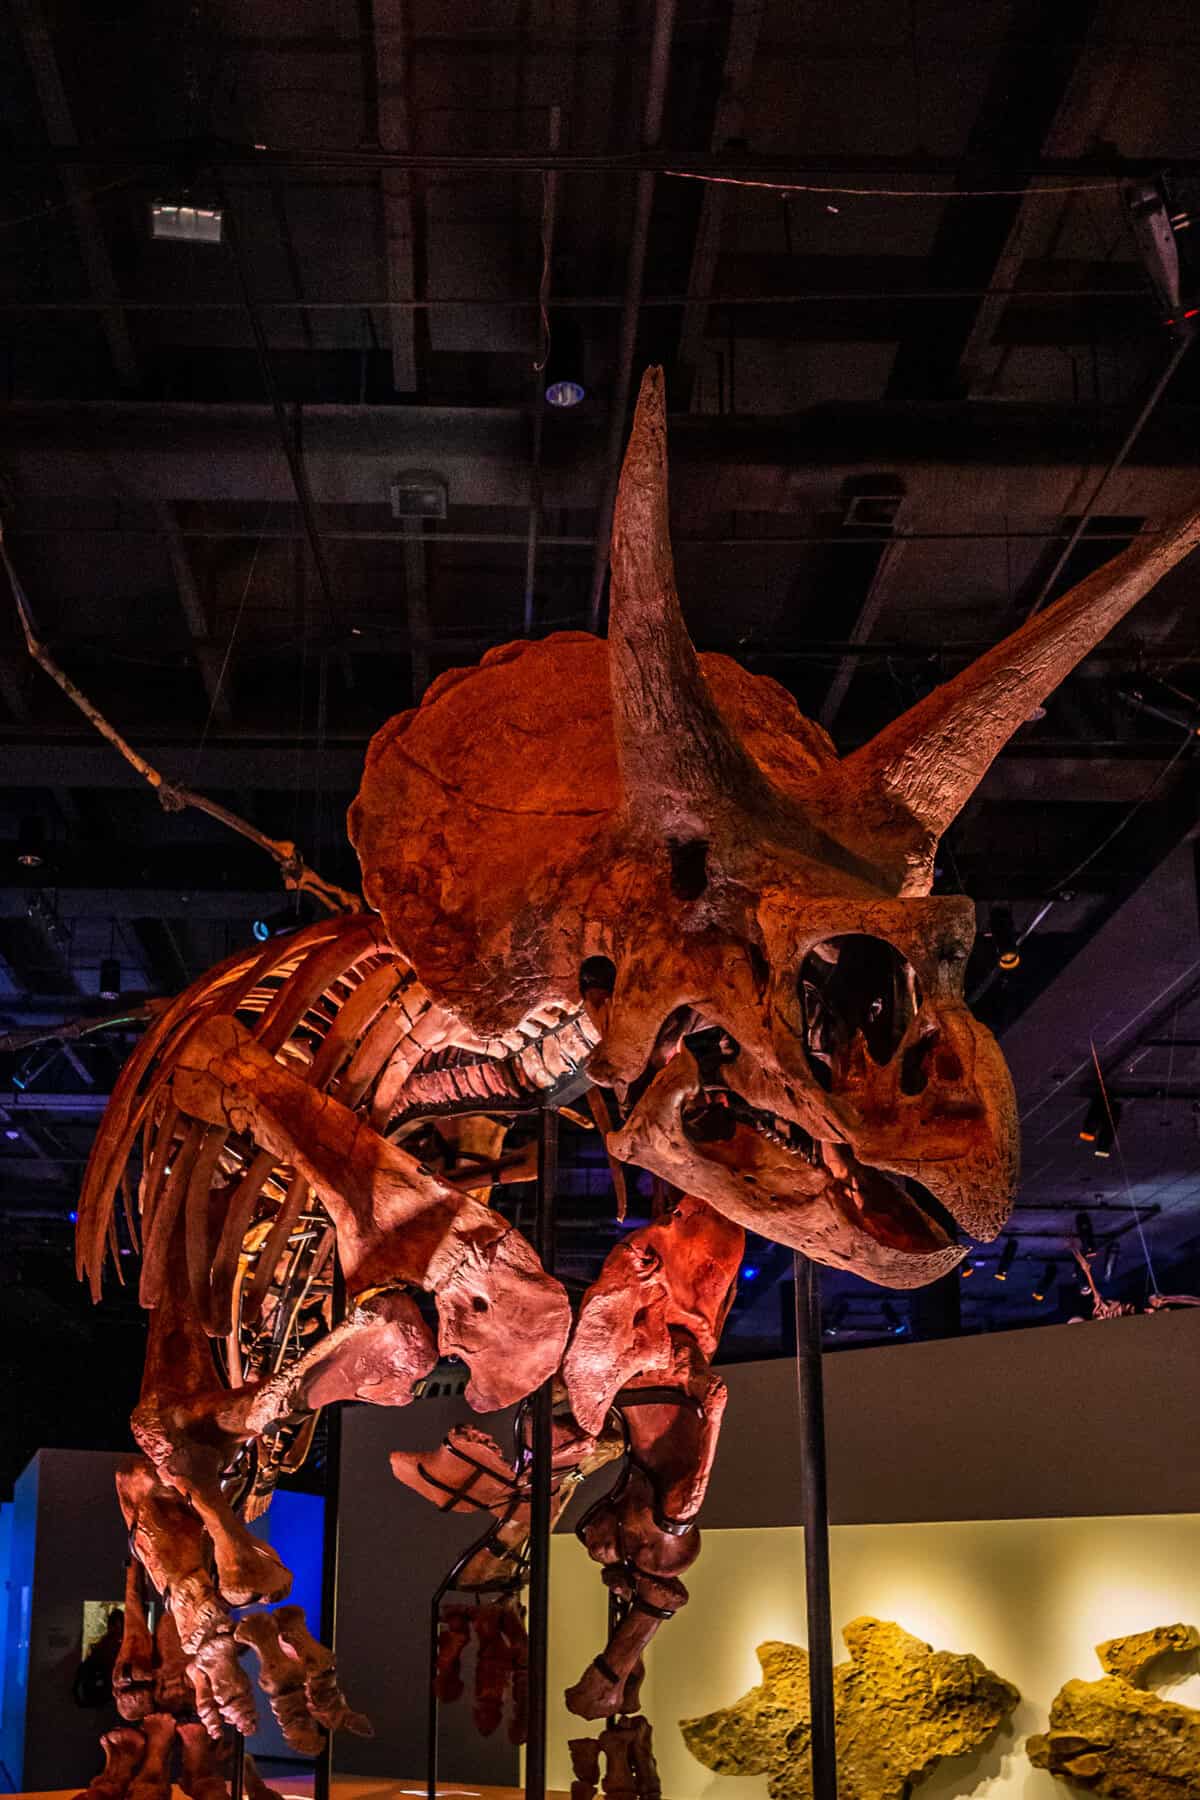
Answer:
[230,1731,245,1800]
[524,1103,559,1800]
[315,1254,346,1800]
[793,1251,838,1800]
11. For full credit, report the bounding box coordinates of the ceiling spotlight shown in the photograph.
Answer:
[741,1263,760,1282]
[99,957,121,1002]
[150,199,223,243]
[995,1235,1018,1281]
[1075,1210,1096,1258]
[17,816,45,868]
[989,905,1020,971]
[881,1301,905,1335]
[1032,1262,1056,1303]
[543,315,587,409]
[3,1126,20,1143]
[827,1298,850,1334]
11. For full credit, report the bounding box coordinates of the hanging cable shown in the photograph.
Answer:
[1090,1037,1160,1297]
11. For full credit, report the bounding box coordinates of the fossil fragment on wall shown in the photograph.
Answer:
[1028,1622,1200,1795]
[680,1617,1018,1800]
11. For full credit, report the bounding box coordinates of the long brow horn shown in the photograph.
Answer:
[845,506,1200,845]
[607,366,769,834]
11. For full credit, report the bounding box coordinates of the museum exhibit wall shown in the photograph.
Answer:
[333,1309,1200,1787]
[336,1388,523,1785]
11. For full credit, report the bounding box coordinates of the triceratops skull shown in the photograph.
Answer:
[349,367,1200,1290]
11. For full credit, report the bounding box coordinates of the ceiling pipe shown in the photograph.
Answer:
[587,0,678,632]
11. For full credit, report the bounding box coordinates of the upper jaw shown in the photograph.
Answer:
[606,1039,1007,1291]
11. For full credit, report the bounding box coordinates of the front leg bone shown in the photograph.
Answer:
[152,1608,192,1715]
[112,1562,156,1721]
[115,1459,257,1738]
[172,1015,570,1408]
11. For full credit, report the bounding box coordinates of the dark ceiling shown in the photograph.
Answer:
[2,0,1200,1483]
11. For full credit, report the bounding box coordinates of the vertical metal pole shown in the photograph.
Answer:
[315,1254,346,1800]
[793,1252,838,1800]
[230,1731,246,1800]
[426,1588,444,1800]
[524,1103,558,1800]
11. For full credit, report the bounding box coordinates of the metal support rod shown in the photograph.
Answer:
[793,1252,838,1800]
[524,1102,559,1800]
[523,105,561,637]
[315,1254,346,1800]
[1025,332,1194,618]
[229,1731,245,1800]
[217,176,342,626]
[587,0,679,631]
[426,1586,443,1800]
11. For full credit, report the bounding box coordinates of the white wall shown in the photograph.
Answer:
[548,1513,1200,1800]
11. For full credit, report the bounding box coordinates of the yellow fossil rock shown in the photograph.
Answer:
[679,1617,1019,1800]
[1027,1622,1200,1796]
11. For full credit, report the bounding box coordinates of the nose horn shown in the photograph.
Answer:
[607,366,770,836]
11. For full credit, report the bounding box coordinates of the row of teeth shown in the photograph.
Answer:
[696,1086,822,1164]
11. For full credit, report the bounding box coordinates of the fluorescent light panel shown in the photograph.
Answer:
[151,200,223,243]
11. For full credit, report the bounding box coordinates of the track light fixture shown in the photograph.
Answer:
[1032,1262,1056,1303]
[989,905,1020,971]
[1078,1094,1119,1156]
[1075,1210,1096,1258]
[995,1235,1018,1281]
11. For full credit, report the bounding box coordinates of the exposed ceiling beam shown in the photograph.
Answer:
[7,401,1200,513]
[960,30,1140,395]
[153,502,233,724]
[818,503,911,733]
[10,0,138,390]
[0,738,1177,804]
[886,0,1104,403]
[372,0,419,393]
[676,0,766,402]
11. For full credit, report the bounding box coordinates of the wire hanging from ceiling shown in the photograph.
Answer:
[661,169,1129,200]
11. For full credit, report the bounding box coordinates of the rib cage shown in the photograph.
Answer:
[75,910,600,1420]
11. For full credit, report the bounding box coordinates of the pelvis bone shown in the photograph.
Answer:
[350,366,1200,1287]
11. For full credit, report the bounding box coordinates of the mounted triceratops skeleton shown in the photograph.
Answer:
[63,367,1199,1774]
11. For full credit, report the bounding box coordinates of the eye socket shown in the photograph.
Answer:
[798,934,922,1088]
[579,955,617,999]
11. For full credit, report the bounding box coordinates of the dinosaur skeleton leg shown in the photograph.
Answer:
[73,1728,146,1800]
[112,1559,156,1721]
[115,1458,257,1737]
[236,1606,372,1754]
[124,1714,176,1800]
